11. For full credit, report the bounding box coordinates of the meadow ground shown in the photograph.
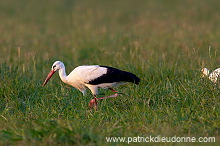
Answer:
[0,0,219,145]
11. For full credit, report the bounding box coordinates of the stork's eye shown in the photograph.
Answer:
[53,65,56,69]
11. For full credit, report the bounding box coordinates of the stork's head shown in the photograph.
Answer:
[51,61,64,72]
[42,61,64,87]
[201,68,209,77]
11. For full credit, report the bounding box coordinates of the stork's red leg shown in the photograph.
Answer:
[97,93,118,100]
[89,88,120,109]
[89,93,119,109]
[89,95,98,109]
[97,88,119,100]
[108,88,118,93]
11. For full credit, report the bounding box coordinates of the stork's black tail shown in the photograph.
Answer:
[101,66,141,85]
[122,71,140,85]
[89,66,141,85]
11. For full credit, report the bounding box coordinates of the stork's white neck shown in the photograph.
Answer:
[58,66,68,83]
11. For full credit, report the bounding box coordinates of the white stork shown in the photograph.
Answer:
[42,61,140,108]
[201,68,220,83]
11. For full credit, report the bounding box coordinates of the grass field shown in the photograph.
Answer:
[0,0,220,145]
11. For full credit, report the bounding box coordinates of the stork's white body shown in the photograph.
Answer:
[61,65,125,95]
[42,61,140,107]
[202,68,220,83]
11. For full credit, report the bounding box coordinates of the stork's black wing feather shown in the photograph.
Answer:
[88,66,140,85]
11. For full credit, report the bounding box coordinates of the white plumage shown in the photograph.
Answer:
[42,61,140,108]
[64,65,108,95]
[69,65,107,83]
[201,68,220,83]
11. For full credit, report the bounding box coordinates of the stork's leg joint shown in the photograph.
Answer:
[89,94,98,109]
[93,94,98,101]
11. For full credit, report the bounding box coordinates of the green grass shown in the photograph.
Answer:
[0,0,220,145]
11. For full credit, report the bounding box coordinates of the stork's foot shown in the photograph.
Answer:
[89,98,98,110]
[89,93,119,109]
[89,93,120,109]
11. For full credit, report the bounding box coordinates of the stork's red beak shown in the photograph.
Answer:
[42,70,56,87]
